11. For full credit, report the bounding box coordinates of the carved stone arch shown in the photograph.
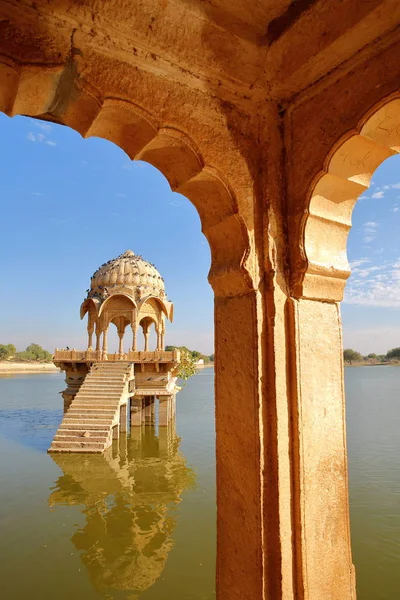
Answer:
[0,61,253,299]
[295,95,400,302]
[138,295,173,322]
[80,298,100,320]
[98,294,137,318]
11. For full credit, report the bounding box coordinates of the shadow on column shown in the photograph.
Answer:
[48,426,195,598]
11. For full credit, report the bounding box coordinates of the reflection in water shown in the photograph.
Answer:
[48,424,195,598]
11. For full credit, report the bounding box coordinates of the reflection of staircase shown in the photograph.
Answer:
[48,362,133,453]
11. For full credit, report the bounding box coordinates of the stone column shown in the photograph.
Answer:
[95,325,101,352]
[112,423,119,440]
[144,397,152,425]
[158,396,170,427]
[102,328,108,359]
[130,397,142,427]
[156,328,161,351]
[87,326,94,350]
[144,330,150,352]
[286,298,355,599]
[141,398,146,424]
[120,403,127,433]
[150,397,156,425]
[160,323,165,351]
[131,325,137,352]
[118,332,124,356]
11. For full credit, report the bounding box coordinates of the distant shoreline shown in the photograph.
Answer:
[345,362,400,367]
[0,362,60,375]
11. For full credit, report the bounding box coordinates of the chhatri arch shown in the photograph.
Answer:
[2,2,400,599]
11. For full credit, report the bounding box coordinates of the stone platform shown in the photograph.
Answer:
[49,350,180,453]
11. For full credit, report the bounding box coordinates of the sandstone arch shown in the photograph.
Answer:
[299,96,400,301]
[0,61,252,298]
[98,294,137,319]
[138,295,172,321]
[0,37,263,600]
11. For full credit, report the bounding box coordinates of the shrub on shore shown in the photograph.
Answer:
[0,342,52,363]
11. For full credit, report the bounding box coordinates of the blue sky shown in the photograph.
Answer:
[0,114,213,354]
[343,154,400,354]
[0,113,399,356]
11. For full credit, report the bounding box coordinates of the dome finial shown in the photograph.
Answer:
[121,250,135,257]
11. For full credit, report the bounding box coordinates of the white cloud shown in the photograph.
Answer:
[27,131,56,146]
[363,221,378,228]
[27,132,45,142]
[350,258,371,269]
[35,121,52,133]
[382,183,400,190]
[344,259,400,307]
[372,191,384,199]
[361,221,378,243]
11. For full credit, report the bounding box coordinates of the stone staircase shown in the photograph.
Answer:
[48,362,133,453]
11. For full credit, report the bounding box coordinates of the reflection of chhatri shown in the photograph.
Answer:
[49,426,195,597]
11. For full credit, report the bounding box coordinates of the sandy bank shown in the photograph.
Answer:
[0,362,60,375]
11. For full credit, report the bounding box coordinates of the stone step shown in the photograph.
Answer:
[81,381,126,386]
[62,418,114,426]
[68,408,116,415]
[56,427,109,435]
[64,414,115,421]
[76,390,123,394]
[77,394,122,399]
[49,441,106,451]
[83,375,127,380]
[78,389,124,395]
[54,433,110,442]
[95,365,130,367]
[80,382,125,387]
[71,403,119,409]
[89,371,129,375]
[49,447,108,453]
[78,391,123,396]
[59,423,111,431]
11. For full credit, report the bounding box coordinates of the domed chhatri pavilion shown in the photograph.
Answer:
[50,251,181,454]
[81,249,173,357]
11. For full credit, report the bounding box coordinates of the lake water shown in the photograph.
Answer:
[0,367,399,599]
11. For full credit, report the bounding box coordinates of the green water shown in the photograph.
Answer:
[0,367,399,599]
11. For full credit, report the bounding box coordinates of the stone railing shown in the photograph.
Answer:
[54,349,180,363]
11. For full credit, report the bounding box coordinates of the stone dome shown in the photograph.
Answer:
[89,250,165,300]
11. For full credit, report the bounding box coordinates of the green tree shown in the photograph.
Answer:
[367,353,377,359]
[0,345,9,360]
[16,343,53,362]
[173,348,197,380]
[386,347,400,360]
[0,344,16,360]
[343,349,363,365]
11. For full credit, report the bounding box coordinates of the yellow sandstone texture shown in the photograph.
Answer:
[1,0,400,597]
